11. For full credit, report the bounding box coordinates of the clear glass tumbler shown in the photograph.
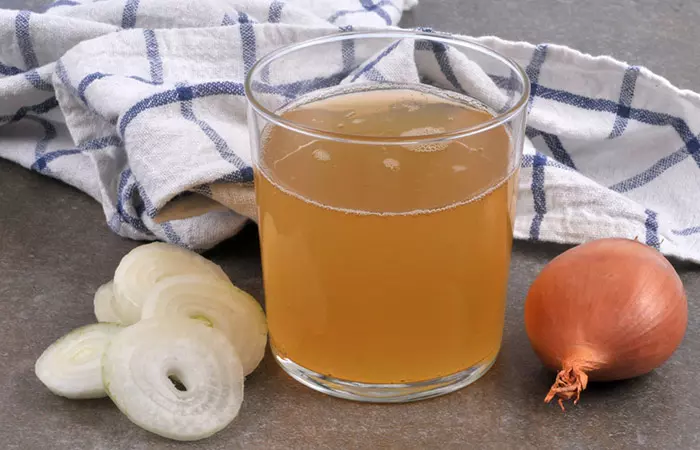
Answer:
[245,30,529,402]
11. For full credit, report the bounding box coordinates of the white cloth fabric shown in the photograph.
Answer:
[1,0,699,262]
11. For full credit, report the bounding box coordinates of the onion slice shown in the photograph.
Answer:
[102,317,244,441]
[94,281,121,323]
[112,243,228,325]
[141,274,268,376]
[35,323,124,399]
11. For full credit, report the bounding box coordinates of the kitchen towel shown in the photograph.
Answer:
[1,0,699,262]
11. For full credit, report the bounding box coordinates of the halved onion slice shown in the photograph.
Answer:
[102,317,243,441]
[94,281,121,323]
[112,242,228,325]
[141,274,268,376]
[35,323,124,399]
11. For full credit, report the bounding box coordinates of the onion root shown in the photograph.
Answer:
[544,365,589,411]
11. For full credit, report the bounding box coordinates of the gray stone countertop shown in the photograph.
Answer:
[1,0,699,449]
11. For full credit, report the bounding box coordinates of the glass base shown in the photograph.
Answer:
[272,346,497,403]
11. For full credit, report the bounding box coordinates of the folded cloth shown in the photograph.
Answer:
[1,0,699,262]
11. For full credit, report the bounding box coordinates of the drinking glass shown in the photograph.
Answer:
[245,30,529,402]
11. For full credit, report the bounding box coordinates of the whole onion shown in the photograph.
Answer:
[524,238,688,409]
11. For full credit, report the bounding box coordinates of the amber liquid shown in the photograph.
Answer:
[255,85,518,384]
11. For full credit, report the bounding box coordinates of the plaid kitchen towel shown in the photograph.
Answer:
[1,0,699,262]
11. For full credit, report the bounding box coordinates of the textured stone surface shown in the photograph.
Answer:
[1,0,51,11]
[2,1,700,448]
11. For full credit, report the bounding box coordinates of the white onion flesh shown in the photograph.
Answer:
[35,323,124,399]
[112,243,228,325]
[102,317,244,441]
[141,274,268,376]
[93,281,122,323]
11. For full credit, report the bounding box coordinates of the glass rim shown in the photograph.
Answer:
[244,30,530,145]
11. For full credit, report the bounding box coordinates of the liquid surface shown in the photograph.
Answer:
[255,85,518,383]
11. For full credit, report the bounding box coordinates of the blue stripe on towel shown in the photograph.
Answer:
[644,209,660,249]
[121,0,140,28]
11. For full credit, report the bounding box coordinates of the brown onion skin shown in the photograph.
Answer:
[525,238,687,383]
